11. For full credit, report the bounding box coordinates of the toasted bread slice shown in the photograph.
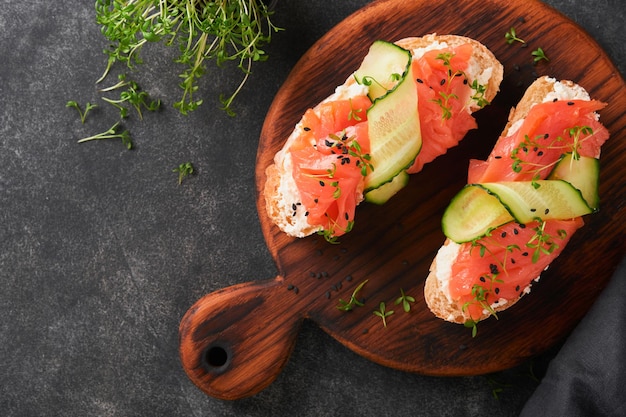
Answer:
[264,34,503,238]
[425,76,593,324]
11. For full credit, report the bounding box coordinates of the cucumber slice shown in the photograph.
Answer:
[480,180,595,224]
[548,153,600,209]
[365,170,410,205]
[354,40,412,101]
[442,185,514,243]
[443,180,595,243]
[359,43,421,191]
[364,71,421,191]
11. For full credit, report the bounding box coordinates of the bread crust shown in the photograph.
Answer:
[264,34,504,238]
[424,76,591,324]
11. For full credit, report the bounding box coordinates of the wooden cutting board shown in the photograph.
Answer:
[179,0,626,400]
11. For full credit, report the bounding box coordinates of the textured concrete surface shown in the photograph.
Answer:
[0,1,623,416]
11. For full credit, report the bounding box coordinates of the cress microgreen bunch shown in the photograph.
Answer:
[95,0,282,116]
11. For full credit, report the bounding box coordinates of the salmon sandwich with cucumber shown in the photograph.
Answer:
[425,76,610,334]
[264,34,504,241]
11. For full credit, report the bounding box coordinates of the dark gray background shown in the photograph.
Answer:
[1,1,624,416]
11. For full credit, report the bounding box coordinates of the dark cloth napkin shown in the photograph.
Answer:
[520,256,626,417]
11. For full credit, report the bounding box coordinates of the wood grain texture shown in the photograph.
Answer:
[179,0,626,400]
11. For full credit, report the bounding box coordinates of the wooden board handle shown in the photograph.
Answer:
[178,277,303,400]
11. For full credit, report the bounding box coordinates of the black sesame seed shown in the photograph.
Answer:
[322,271,329,277]
[293,287,299,294]
[522,251,529,256]
[519,223,526,229]
[530,208,537,212]
[553,98,558,102]
[515,285,521,291]
[440,78,446,86]
[567,101,575,106]
[490,264,499,274]
[511,258,516,264]
[345,275,353,281]
[494,155,502,159]
[310,272,316,278]
[314,198,319,204]
[303,126,311,131]
[480,276,486,282]
[344,212,349,220]
[287,284,294,290]
[325,139,333,147]
[544,133,550,139]
[545,208,550,215]
[521,43,529,48]
[362,328,369,334]
[304,211,309,217]
[514,64,520,71]
[336,282,343,290]
[537,151,544,156]
[319,180,325,186]
[501,231,507,238]
[292,212,296,217]
[416,78,423,83]
[325,291,331,299]
[513,228,519,235]
[463,78,468,84]
[494,287,500,294]
[292,203,297,211]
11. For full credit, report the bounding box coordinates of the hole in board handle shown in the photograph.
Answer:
[202,343,231,373]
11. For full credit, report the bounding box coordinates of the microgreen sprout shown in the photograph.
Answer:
[173,162,194,185]
[469,79,490,108]
[77,121,133,150]
[360,73,402,92]
[99,74,161,120]
[394,288,415,313]
[66,101,98,124]
[526,219,566,263]
[531,47,549,63]
[373,301,394,328]
[336,279,368,311]
[505,27,526,44]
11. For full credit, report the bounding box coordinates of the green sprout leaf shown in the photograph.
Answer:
[505,27,526,44]
[66,100,98,124]
[76,121,132,150]
[173,162,194,185]
[373,301,394,328]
